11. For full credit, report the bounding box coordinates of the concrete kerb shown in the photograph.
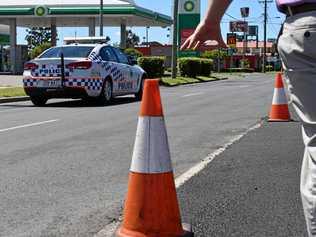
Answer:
[160,77,229,87]
[0,96,30,104]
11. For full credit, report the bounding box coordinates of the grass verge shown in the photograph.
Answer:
[0,87,26,98]
[160,75,226,87]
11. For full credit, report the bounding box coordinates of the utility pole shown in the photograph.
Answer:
[146,26,149,45]
[100,0,104,36]
[240,7,249,69]
[263,0,267,73]
[243,16,247,68]
[259,0,272,73]
[171,0,179,79]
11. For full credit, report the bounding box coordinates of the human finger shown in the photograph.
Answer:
[193,41,201,50]
[180,37,191,50]
[187,35,198,49]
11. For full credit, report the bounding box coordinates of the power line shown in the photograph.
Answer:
[267,13,281,36]
[224,13,240,20]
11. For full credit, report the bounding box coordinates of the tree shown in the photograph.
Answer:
[126,30,140,48]
[25,27,53,50]
[29,42,52,59]
[124,48,143,59]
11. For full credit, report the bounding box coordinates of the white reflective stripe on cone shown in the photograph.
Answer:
[130,116,173,174]
[272,88,288,105]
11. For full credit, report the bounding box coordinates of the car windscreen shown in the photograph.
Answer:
[39,46,94,58]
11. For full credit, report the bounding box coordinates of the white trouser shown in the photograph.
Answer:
[278,11,316,236]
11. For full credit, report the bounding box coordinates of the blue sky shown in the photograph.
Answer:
[17,0,285,46]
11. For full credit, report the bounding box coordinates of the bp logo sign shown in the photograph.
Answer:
[184,1,195,12]
[34,5,48,17]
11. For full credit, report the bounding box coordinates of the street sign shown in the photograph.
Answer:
[227,48,236,56]
[240,7,250,18]
[230,21,248,33]
[248,25,258,36]
[178,50,199,57]
[227,33,237,48]
[237,35,244,41]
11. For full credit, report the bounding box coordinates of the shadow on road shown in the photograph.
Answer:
[0,97,138,108]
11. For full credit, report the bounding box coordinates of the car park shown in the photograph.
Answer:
[23,43,146,106]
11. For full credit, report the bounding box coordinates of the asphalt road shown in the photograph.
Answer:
[0,73,274,237]
[178,118,306,237]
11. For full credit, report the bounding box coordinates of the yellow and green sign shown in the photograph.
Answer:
[34,5,48,17]
[178,0,200,57]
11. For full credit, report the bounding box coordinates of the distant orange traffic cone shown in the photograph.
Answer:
[269,73,291,122]
[116,79,193,237]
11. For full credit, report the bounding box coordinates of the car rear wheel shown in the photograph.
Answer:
[30,96,48,106]
[98,79,113,105]
[135,78,145,101]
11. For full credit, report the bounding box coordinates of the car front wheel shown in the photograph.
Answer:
[30,96,48,106]
[98,79,113,105]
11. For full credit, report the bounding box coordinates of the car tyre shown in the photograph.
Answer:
[98,78,113,105]
[135,78,145,101]
[30,96,48,106]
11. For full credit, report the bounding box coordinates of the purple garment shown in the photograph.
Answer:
[277,0,316,12]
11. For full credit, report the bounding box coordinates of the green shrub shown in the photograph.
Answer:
[200,59,213,77]
[178,57,213,78]
[124,48,143,58]
[29,42,51,59]
[137,56,165,78]
[178,57,200,78]
[201,50,228,60]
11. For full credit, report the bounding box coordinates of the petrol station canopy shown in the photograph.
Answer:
[0,0,173,74]
[0,0,172,27]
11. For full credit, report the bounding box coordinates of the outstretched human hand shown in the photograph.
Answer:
[181,20,227,50]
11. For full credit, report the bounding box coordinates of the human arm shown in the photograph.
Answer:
[180,0,232,50]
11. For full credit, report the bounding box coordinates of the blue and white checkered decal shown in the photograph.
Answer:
[88,52,124,81]
[64,78,102,91]
[23,78,102,91]
[23,78,38,87]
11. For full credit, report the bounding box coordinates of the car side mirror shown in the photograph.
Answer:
[128,55,137,66]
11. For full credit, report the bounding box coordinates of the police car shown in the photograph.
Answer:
[23,42,146,106]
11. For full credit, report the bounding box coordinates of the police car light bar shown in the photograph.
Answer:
[63,37,109,45]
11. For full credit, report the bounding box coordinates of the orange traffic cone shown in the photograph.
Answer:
[269,73,291,122]
[116,79,193,237]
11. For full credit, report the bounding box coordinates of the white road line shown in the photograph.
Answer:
[96,120,264,236]
[181,92,204,98]
[175,121,263,188]
[0,119,59,133]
